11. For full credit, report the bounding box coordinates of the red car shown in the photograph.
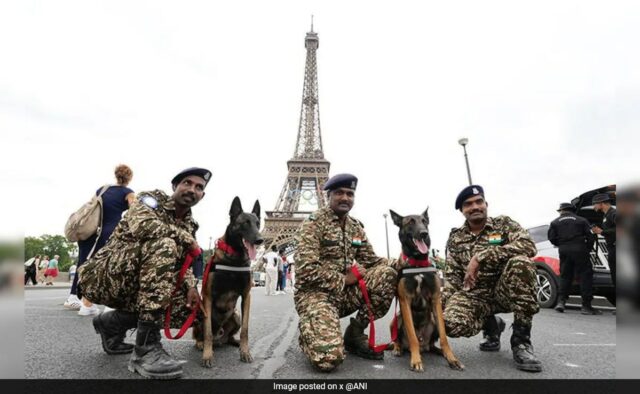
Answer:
[528,186,616,308]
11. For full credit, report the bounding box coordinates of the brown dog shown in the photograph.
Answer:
[194,197,263,367]
[389,209,464,372]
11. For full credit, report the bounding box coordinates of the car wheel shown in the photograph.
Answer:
[536,269,558,308]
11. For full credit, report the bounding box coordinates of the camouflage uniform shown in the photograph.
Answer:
[443,215,539,338]
[78,190,198,324]
[294,207,397,371]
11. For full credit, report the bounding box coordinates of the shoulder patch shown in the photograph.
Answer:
[140,195,158,209]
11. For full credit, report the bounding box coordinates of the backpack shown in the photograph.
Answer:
[64,185,110,242]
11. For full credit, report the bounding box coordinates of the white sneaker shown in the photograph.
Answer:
[63,295,82,310]
[78,304,99,316]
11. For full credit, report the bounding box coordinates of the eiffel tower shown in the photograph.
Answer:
[262,22,330,255]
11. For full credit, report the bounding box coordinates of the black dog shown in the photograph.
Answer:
[194,197,263,367]
[389,208,463,372]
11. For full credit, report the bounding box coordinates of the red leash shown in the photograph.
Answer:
[164,247,211,340]
[164,239,236,340]
[351,265,390,353]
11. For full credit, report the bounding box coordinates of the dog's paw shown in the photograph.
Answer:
[240,350,253,363]
[410,358,424,372]
[393,346,403,357]
[195,341,204,351]
[448,359,465,371]
[201,357,213,368]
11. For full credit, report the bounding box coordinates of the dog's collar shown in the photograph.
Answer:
[401,253,431,267]
[214,264,251,272]
[216,239,238,256]
[401,266,437,275]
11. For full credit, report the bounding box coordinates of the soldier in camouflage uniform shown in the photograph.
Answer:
[294,174,397,372]
[443,185,542,372]
[78,167,211,379]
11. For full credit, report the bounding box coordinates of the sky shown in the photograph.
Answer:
[1,0,637,259]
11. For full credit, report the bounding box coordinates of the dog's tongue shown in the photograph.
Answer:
[413,239,429,254]
[242,239,257,260]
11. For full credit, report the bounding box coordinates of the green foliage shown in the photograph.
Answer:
[24,235,77,272]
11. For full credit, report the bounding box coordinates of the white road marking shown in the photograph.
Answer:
[574,332,587,335]
[553,344,615,346]
[373,365,384,369]
[565,363,581,368]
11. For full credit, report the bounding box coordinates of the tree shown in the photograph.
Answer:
[25,235,77,272]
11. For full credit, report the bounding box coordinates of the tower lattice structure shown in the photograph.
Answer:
[262,25,330,255]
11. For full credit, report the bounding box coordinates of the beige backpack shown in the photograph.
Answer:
[64,185,110,242]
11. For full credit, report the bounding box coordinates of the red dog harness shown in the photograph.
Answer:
[164,239,248,340]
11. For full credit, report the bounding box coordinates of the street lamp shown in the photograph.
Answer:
[458,137,473,185]
[208,236,213,252]
[383,213,390,260]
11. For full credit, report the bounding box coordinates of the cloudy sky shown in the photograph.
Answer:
[1,0,637,258]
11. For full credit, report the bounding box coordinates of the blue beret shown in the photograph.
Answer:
[171,167,212,187]
[592,193,611,204]
[323,173,358,191]
[455,185,484,210]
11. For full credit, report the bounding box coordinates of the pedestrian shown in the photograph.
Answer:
[78,167,210,380]
[44,255,59,286]
[38,256,49,284]
[24,255,40,286]
[263,245,279,296]
[591,193,616,290]
[64,164,135,316]
[280,249,289,293]
[443,185,542,372]
[287,261,295,291]
[548,203,601,315]
[294,173,397,372]
[276,251,284,294]
[69,264,77,283]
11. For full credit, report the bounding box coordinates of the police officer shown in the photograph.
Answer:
[79,167,211,380]
[443,185,542,372]
[548,203,600,314]
[592,193,616,289]
[294,174,397,372]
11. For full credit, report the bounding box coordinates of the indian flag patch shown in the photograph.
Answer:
[488,233,503,245]
[352,237,363,246]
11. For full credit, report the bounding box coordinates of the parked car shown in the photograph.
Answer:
[528,186,616,308]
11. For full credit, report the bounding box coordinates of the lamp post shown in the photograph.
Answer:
[383,213,390,260]
[458,137,473,185]
[208,236,213,252]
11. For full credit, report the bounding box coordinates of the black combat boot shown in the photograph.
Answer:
[479,315,506,351]
[128,320,183,379]
[511,323,542,372]
[581,302,602,315]
[554,299,566,313]
[93,310,138,355]
[343,317,384,360]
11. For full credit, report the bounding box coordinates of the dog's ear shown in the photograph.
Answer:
[422,206,429,222]
[230,196,243,218]
[389,209,403,227]
[252,200,261,219]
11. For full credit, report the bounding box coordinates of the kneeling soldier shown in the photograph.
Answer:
[443,185,542,372]
[294,174,397,372]
[79,167,211,379]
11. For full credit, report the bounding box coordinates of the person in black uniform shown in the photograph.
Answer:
[548,203,601,315]
[592,193,616,290]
